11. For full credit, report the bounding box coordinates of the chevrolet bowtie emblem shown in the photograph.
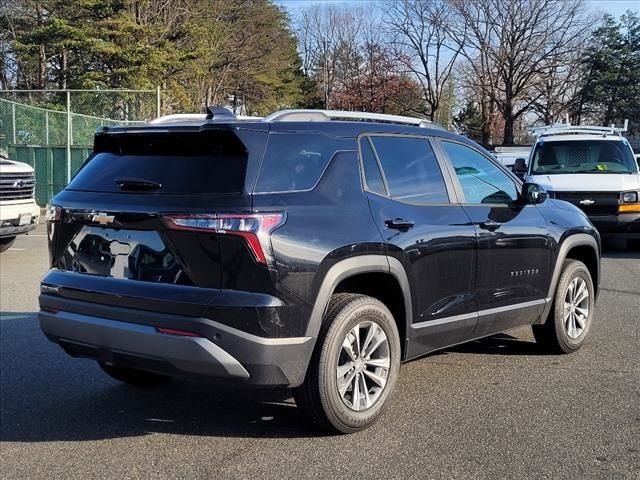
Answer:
[91,212,115,225]
[579,199,595,206]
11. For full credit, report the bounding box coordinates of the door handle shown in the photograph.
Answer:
[385,218,415,230]
[478,220,501,231]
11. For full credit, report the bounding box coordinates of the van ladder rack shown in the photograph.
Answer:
[530,119,629,138]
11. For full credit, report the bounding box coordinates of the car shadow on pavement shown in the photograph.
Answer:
[0,312,330,443]
[445,333,545,356]
[601,240,640,259]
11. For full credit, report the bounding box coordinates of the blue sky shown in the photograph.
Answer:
[276,0,639,18]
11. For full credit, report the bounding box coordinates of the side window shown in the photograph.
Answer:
[359,137,386,196]
[441,141,518,204]
[369,136,449,205]
[255,133,349,192]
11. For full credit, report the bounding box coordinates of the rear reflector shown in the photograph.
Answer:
[156,327,201,338]
[163,212,285,264]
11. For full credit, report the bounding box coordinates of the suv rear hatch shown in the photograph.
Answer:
[44,124,276,317]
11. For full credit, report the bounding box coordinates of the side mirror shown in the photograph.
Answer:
[512,158,527,179]
[523,183,548,205]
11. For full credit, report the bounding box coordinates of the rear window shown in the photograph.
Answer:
[254,132,352,193]
[67,130,248,194]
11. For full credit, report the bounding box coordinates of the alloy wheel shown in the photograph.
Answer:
[336,320,390,411]
[563,276,589,339]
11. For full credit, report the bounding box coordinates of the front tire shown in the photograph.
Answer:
[533,259,595,354]
[295,294,401,433]
[0,236,16,253]
[99,362,171,387]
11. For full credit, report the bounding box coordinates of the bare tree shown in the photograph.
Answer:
[296,4,368,109]
[384,0,463,121]
[451,0,589,144]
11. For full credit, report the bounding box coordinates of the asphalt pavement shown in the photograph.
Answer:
[1,225,638,479]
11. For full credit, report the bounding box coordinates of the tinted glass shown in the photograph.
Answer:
[370,136,449,205]
[68,130,247,194]
[255,133,350,192]
[531,140,637,174]
[441,141,518,204]
[360,138,386,195]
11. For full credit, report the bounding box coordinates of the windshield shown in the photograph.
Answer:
[531,140,637,175]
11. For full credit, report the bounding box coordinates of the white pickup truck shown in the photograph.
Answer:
[514,123,640,249]
[0,156,40,252]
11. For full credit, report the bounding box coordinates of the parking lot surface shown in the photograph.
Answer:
[1,225,638,479]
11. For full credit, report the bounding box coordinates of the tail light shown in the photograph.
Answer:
[163,213,285,265]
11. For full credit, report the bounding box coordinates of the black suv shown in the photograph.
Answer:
[40,108,600,433]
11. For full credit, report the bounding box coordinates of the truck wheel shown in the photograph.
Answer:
[0,236,16,253]
[533,259,595,354]
[99,362,171,387]
[295,293,401,433]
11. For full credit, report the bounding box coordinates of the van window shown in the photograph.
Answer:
[531,140,637,174]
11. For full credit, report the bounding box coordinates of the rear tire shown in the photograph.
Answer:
[0,236,16,253]
[533,259,594,354]
[99,362,171,387]
[295,293,401,433]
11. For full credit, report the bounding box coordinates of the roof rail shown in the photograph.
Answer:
[263,109,439,128]
[149,113,263,124]
[530,119,629,138]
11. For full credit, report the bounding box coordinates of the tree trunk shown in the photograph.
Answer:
[480,96,492,146]
[61,49,68,89]
[38,43,47,89]
[503,113,514,145]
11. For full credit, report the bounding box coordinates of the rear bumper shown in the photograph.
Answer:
[588,213,640,238]
[39,295,315,387]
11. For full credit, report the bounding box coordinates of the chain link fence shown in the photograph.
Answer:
[0,88,160,204]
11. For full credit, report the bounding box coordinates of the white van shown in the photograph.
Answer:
[514,123,640,249]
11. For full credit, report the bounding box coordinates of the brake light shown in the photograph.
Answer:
[163,213,285,265]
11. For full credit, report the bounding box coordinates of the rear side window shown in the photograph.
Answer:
[360,137,386,196]
[254,133,351,193]
[68,130,247,194]
[369,136,449,205]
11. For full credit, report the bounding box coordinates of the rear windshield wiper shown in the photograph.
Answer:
[115,177,162,191]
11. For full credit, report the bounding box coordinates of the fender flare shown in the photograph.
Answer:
[304,255,413,339]
[536,233,600,324]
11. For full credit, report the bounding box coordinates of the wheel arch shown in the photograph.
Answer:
[305,255,412,357]
[536,233,600,324]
